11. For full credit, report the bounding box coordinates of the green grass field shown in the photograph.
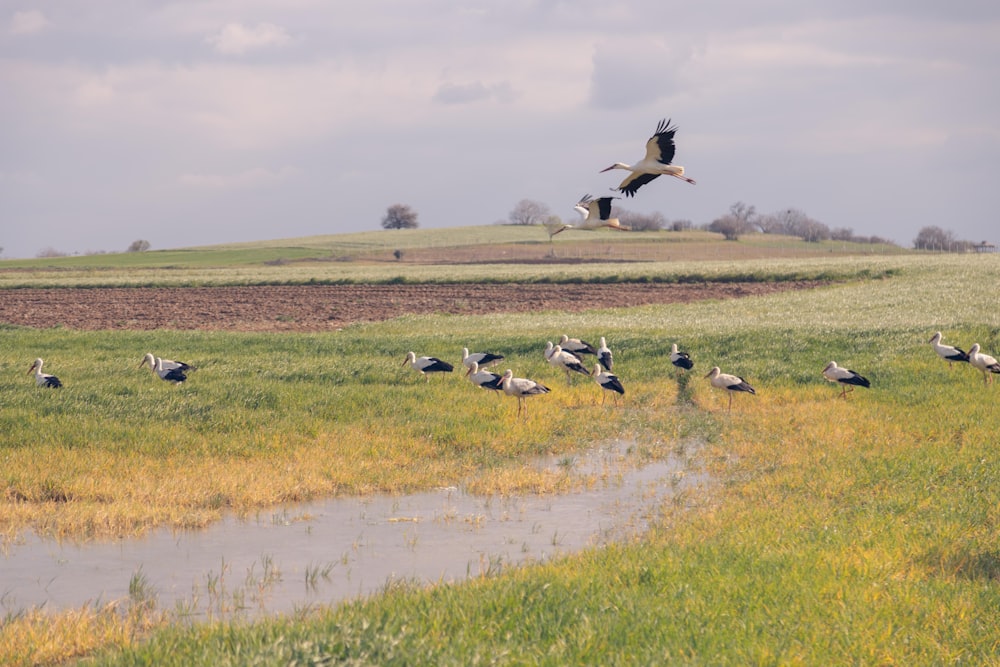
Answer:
[2,232,999,665]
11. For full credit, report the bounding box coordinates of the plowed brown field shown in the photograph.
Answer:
[0,282,820,332]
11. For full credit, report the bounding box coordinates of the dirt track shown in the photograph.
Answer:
[0,282,819,332]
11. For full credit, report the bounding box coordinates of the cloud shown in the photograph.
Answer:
[433,81,515,105]
[178,166,298,190]
[205,22,291,55]
[9,9,50,35]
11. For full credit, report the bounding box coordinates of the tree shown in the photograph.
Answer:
[616,209,666,231]
[381,204,419,230]
[914,225,963,251]
[127,239,151,252]
[708,215,744,241]
[508,199,550,226]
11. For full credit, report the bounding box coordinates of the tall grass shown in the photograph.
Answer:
[3,253,1000,664]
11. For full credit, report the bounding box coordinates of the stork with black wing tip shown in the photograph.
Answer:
[600,118,696,197]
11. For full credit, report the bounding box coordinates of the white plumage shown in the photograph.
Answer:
[968,344,1000,385]
[500,369,550,417]
[704,366,755,411]
[544,341,591,383]
[140,353,195,375]
[821,361,870,398]
[929,332,969,366]
[461,347,504,371]
[670,343,694,371]
[592,363,624,405]
[151,357,187,383]
[597,337,613,372]
[600,118,696,197]
[28,358,62,388]
[403,351,454,381]
[466,361,504,393]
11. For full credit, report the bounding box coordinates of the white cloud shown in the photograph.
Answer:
[205,22,291,55]
[9,9,50,35]
[433,81,515,105]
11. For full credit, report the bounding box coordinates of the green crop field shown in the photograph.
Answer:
[2,232,999,665]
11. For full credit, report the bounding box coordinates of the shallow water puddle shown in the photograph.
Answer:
[2,441,702,618]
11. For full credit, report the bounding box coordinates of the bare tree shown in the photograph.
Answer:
[127,239,151,252]
[508,199,550,226]
[616,209,666,231]
[381,204,419,230]
[36,246,68,258]
[708,215,744,241]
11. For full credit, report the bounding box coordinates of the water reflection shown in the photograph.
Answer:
[2,441,702,619]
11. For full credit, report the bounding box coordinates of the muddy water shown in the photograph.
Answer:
[2,441,702,619]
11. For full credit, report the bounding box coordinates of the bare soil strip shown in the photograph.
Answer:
[0,282,820,332]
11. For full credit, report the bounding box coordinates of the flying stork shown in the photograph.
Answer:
[929,332,969,367]
[547,195,628,237]
[499,369,550,417]
[704,366,755,412]
[27,358,62,388]
[821,361,870,398]
[403,351,454,381]
[968,344,1000,385]
[600,118,696,197]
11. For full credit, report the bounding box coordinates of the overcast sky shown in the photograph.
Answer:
[2,1,998,258]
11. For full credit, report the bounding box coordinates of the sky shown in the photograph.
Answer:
[2,1,999,259]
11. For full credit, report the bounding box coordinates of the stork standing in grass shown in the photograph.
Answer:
[466,361,504,394]
[140,353,196,375]
[544,341,591,384]
[704,366,755,412]
[597,337,613,372]
[28,358,62,388]
[461,347,504,371]
[968,344,1000,385]
[592,363,624,405]
[929,332,969,367]
[558,334,597,358]
[403,352,454,381]
[500,369,550,417]
[600,118,696,197]
[821,361,870,398]
[670,343,694,371]
[152,357,187,384]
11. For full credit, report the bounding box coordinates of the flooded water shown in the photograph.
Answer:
[2,441,702,619]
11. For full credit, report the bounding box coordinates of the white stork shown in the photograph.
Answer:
[152,357,187,383]
[597,337,613,372]
[27,358,62,388]
[592,363,624,405]
[403,351,454,381]
[500,369,550,417]
[929,332,969,366]
[548,195,628,237]
[558,334,597,358]
[968,344,1000,385]
[670,343,694,371]
[600,118,696,197]
[461,347,504,371]
[466,361,504,393]
[140,353,196,375]
[544,341,591,384]
[704,366,755,412]
[821,361,870,398]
